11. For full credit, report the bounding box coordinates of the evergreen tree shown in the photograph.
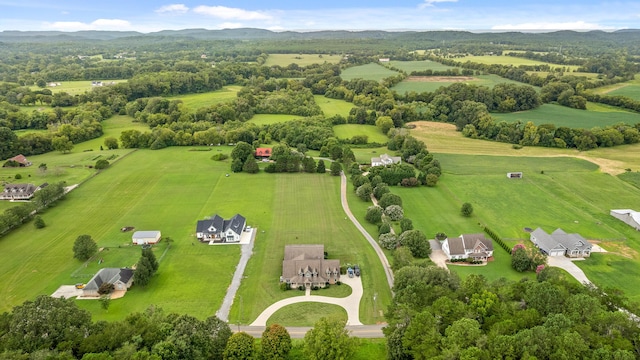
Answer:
[242,157,259,174]
[316,159,326,173]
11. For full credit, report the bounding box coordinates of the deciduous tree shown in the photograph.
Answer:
[461,202,473,217]
[261,324,291,360]
[303,317,357,360]
[223,332,255,360]
[73,234,97,261]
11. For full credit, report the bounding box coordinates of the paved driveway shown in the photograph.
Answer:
[547,256,592,285]
[51,285,83,299]
[429,240,449,271]
[249,275,364,326]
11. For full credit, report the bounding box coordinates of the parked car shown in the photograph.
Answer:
[354,265,361,277]
[75,283,85,289]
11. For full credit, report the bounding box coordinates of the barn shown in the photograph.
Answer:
[132,230,161,245]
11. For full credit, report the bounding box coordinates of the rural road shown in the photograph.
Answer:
[237,324,385,339]
[340,171,394,290]
[216,229,257,321]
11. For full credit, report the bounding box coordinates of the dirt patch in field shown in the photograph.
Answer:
[406,76,475,82]
[597,241,638,259]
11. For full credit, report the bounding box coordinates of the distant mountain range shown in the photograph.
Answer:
[0,28,638,43]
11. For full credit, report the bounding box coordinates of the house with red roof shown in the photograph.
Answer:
[255,148,272,159]
[4,154,32,167]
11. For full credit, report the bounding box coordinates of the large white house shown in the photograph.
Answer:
[441,233,494,261]
[610,209,640,231]
[196,214,246,243]
[371,153,401,167]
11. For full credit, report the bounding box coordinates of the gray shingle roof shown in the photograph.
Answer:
[84,268,133,291]
[531,228,591,254]
[197,214,245,236]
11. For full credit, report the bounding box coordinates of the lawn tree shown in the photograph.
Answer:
[231,141,254,163]
[316,159,326,173]
[400,218,413,232]
[330,161,342,176]
[352,174,369,190]
[99,295,111,311]
[73,234,98,261]
[378,222,391,235]
[461,202,473,217]
[303,317,358,360]
[104,137,119,150]
[136,248,159,287]
[33,215,45,229]
[425,173,439,187]
[302,156,316,173]
[261,324,292,360]
[384,205,404,221]
[365,205,383,224]
[52,135,73,153]
[142,247,159,273]
[378,193,402,209]
[223,332,255,360]
[95,159,110,170]
[242,157,259,174]
[356,183,373,201]
[392,246,414,271]
[231,158,243,173]
[373,183,390,199]
[378,233,398,250]
[399,230,431,258]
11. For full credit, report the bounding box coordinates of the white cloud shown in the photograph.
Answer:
[420,0,458,8]
[44,18,132,31]
[192,5,271,20]
[155,4,189,14]
[492,21,616,31]
[217,22,243,29]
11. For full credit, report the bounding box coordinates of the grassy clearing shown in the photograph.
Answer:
[247,114,303,125]
[311,283,353,297]
[618,172,640,189]
[350,147,389,164]
[264,54,343,67]
[576,252,640,301]
[457,55,581,72]
[31,80,127,95]
[166,86,241,110]
[266,302,347,326]
[232,173,392,325]
[392,74,530,94]
[341,63,399,82]
[388,60,457,73]
[333,124,388,143]
[589,75,640,100]
[494,104,640,128]
[314,95,355,118]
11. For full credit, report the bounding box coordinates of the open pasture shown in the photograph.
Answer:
[392,74,530,94]
[333,124,388,144]
[314,95,355,118]
[232,173,392,325]
[603,80,640,101]
[166,85,241,110]
[340,63,399,82]
[457,55,582,72]
[264,53,343,67]
[494,103,640,128]
[33,80,127,95]
[388,60,458,73]
[247,114,303,125]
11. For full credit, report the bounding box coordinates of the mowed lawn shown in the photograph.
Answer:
[333,124,388,144]
[341,63,399,82]
[494,104,640,128]
[314,95,355,118]
[166,85,241,110]
[264,54,343,67]
[232,174,392,325]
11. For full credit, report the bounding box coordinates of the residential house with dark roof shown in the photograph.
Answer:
[0,183,37,200]
[196,214,246,243]
[530,228,592,257]
[441,233,494,261]
[281,244,340,288]
[82,268,134,297]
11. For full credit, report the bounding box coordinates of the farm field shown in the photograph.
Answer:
[457,55,582,72]
[314,95,355,118]
[31,80,127,95]
[166,85,241,110]
[264,53,343,67]
[247,113,302,125]
[333,124,388,144]
[392,74,531,94]
[597,77,640,100]
[231,173,392,325]
[341,63,399,82]
[494,103,640,128]
[388,60,458,73]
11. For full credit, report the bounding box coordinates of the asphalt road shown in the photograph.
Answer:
[237,324,385,338]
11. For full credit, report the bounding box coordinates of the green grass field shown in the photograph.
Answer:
[388,60,458,73]
[266,303,347,326]
[605,82,640,101]
[457,55,582,72]
[247,114,303,125]
[31,80,127,95]
[264,54,343,67]
[392,74,531,94]
[333,125,388,144]
[166,86,241,110]
[314,95,355,118]
[341,63,400,82]
[493,103,640,128]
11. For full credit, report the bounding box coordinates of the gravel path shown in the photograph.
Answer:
[216,229,257,321]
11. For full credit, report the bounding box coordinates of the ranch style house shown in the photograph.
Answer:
[83,268,134,297]
[441,233,494,261]
[0,183,40,200]
[530,228,592,258]
[196,214,246,243]
[281,244,340,288]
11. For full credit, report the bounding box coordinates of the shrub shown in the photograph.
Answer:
[356,183,373,201]
[385,205,404,221]
[95,159,110,170]
[400,218,413,232]
[33,216,45,229]
[379,233,398,250]
[461,202,473,217]
[379,193,402,209]
[373,183,390,200]
[280,282,290,291]
[425,174,439,187]
[435,232,447,240]
[400,177,419,187]
[211,153,229,161]
[365,206,383,224]
[378,222,391,235]
[97,282,114,295]
[15,173,22,179]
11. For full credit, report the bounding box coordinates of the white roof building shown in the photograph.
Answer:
[610,209,640,231]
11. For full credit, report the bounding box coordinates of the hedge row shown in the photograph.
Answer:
[484,226,510,254]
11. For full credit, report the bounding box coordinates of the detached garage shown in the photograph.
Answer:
[132,230,161,245]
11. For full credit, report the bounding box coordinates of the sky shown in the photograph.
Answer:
[0,0,638,33]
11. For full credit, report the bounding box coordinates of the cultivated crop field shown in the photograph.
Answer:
[494,103,640,128]
[333,124,388,144]
[340,63,399,82]
[392,74,531,94]
[314,95,355,118]
[167,85,241,110]
[264,53,343,67]
[599,77,640,101]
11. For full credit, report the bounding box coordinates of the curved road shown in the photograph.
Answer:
[340,171,394,291]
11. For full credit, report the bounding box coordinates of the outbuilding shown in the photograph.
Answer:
[132,230,161,245]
